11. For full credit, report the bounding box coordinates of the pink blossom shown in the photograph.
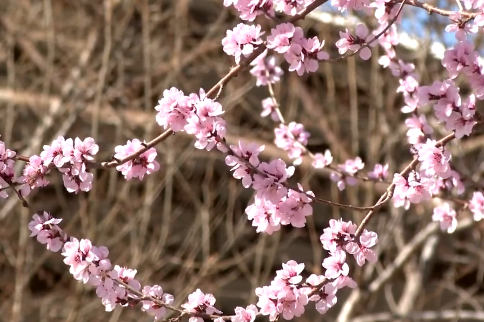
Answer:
[275,287,308,320]
[417,80,460,113]
[336,24,376,60]
[74,137,99,162]
[255,285,279,321]
[274,122,310,165]
[417,139,452,179]
[444,94,477,138]
[397,75,419,99]
[232,305,258,322]
[28,211,65,252]
[469,191,484,221]
[401,92,419,114]
[40,136,73,167]
[345,230,378,266]
[141,285,175,320]
[405,114,433,145]
[368,163,388,180]
[331,0,370,11]
[23,155,49,189]
[330,157,364,190]
[339,157,364,174]
[446,170,465,195]
[322,249,349,279]
[227,141,264,167]
[229,0,275,21]
[61,165,94,194]
[370,0,402,24]
[376,24,400,50]
[182,289,222,316]
[432,203,458,233]
[250,50,284,86]
[469,73,484,99]
[320,219,357,252]
[114,265,141,294]
[266,23,301,54]
[62,238,93,283]
[222,23,264,64]
[445,13,478,41]
[442,40,477,79]
[312,150,333,169]
[155,87,194,131]
[406,171,435,204]
[305,275,339,314]
[37,136,99,194]
[275,0,309,15]
[284,37,329,76]
[462,0,484,9]
[245,196,281,234]
[333,275,357,289]
[183,92,227,151]
[278,185,313,228]
[276,260,305,284]
[261,98,281,122]
[0,140,20,198]
[114,139,160,180]
[226,141,264,188]
[392,173,410,208]
[253,159,295,203]
[387,59,416,78]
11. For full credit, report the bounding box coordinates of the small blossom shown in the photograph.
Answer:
[141,285,175,320]
[432,203,458,233]
[322,249,349,279]
[312,150,333,169]
[336,24,376,60]
[232,305,258,322]
[469,191,484,221]
[368,164,388,180]
[114,139,160,180]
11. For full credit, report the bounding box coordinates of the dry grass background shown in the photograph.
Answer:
[1,0,484,322]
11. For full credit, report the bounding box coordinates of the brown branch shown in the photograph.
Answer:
[404,0,479,18]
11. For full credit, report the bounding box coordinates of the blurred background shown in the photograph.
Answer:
[1,0,484,321]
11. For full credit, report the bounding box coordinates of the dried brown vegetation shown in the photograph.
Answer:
[1,0,484,322]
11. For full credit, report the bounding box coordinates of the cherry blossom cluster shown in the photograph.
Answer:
[9,0,484,321]
[274,122,310,165]
[29,211,149,313]
[0,136,99,196]
[29,211,230,321]
[329,157,365,191]
[155,87,226,151]
[370,11,484,233]
[1,136,162,197]
[113,139,160,180]
[225,142,313,233]
[182,289,223,322]
[155,87,315,233]
[254,220,377,320]
[417,81,477,138]
[222,21,329,76]
[40,136,99,193]
[432,192,484,233]
[320,219,378,267]
[27,210,380,321]
[258,93,389,187]
[223,0,316,20]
